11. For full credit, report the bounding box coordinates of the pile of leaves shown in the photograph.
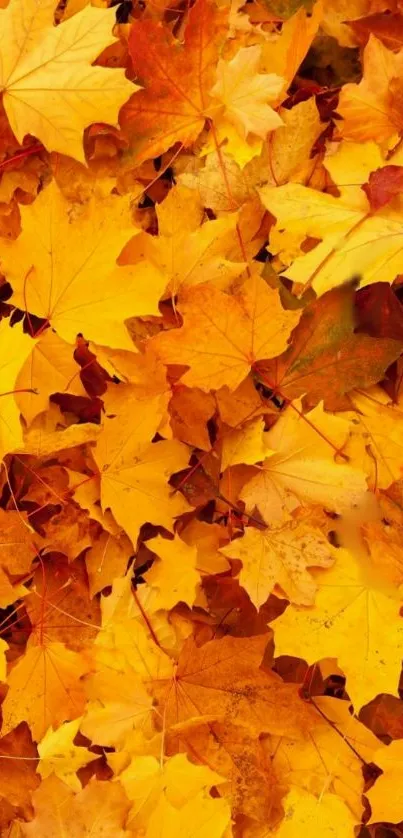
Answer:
[3,0,403,834]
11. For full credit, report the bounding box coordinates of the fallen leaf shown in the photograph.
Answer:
[152,274,299,391]
[271,547,403,709]
[221,522,334,608]
[2,182,165,350]
[0,1,134,160]
[2,642,89,741]
[37,718,97,791]
[22,775,131,837]
[338,35,403,142]
[121,0,228,163]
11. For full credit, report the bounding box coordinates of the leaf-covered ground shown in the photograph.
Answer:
[1,0,403,835]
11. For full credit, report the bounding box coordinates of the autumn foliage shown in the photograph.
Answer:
[2,0,403,834]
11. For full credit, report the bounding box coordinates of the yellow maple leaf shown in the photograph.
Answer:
[0,639,7,684]
[16,330,86,426]
[2,182,165,350]
[209,45,284,141]
[145,790,231,838]
[0,0,135,160]
[171,719,279,822]
[94,573,174,682]
[221,522,334,608]
[221,416,267,470]
[93,395,190,546]
[260,140,403,295]
[343,388,403,490]
[152,633,315,737]
[367,739,403,824]
[38,717,97,792]
[23,775,131,838]
[145,534,200,611]
[240,402,367,525]
[138,211,246,298]
[120,752,225,831]
[81,665,153,748]
[180,520,230,575]
[270,787,356,838]
[152,274,299,392]
[269,695,381,819]
[271,547,403,709]
[120,0,229,164]
[0,322,34,460]
[246,97,323,188]
[85,529,133,598]
[261,2,323,87]
[338,36,403,143]
[2,642,88,741]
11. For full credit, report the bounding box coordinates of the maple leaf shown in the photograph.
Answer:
[261,144,403,295]
[261,2,323,86]
[271,787,356,838]
[25,555,100,652]
[246,97,323,188]
[152,274,299,392]
[1,642,89,741]
[16,330,86,426]
[347,12,403,51]
[1,182,165,350]
[85,529,133,598]
[37,717,97,792]
[152,633,315,737]
[144,534,200,611]
[362,164,403,211]
[240,401,367,525]
[338,35,403,143]
[269,695,381,819]
[93,394,190,547]
[170,720,280,822]
[145,790,231,838]
[136,199,245,298]
[0,0,135,161]
[0,322,35,460]
[271,547,403,709]
[81,664,153,748]
[221,416,267,470]
[254,283,402,408]
[367,739,403,824]
[209,45,284,141]
[22,775,131,838]
[93,573,174,682]
[0,510,37,576]
[221,521,335,608]
[120,0,228,163]
[2,0,403,830]
[343,388,403,490]
[119,752,225,831]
